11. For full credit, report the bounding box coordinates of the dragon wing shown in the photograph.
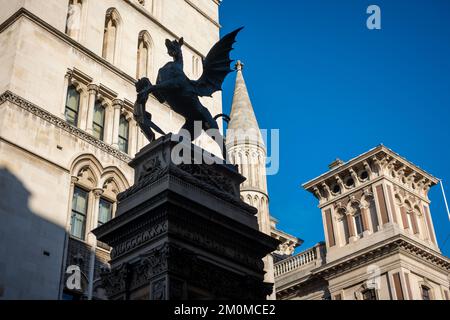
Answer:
[191,27,243,97]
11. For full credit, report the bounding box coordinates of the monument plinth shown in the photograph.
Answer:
[93,134,279,300]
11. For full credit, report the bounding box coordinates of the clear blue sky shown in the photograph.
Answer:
[219,0,450,256]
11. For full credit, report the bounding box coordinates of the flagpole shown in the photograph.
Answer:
[439,179,450,222]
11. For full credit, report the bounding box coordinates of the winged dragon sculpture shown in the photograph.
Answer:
[134,28,243,158]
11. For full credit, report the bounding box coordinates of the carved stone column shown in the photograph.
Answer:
[61,71,73,117]
[346,213,356,240]
[86,84,98,134]
[111,99,123,148]
[361,206,370,232]
[128,120,138,156]
[103,104,114,145]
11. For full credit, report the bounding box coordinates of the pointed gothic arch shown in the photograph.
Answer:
[136,31,154,79]
[102,8,122,64]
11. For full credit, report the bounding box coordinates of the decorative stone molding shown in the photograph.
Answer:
[314,235,450,279]
[0,91,132,163]
[110,221,168,259]
[303,146,438,206]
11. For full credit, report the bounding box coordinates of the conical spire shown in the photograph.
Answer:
[227,61,264,147]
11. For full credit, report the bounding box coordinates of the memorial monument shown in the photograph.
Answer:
[92,29,279,300]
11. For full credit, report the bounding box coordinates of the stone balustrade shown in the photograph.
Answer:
[274,244,324,278]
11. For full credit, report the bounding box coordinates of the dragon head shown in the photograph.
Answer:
[165,37,184,60]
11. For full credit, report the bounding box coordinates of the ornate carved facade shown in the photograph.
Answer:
[93,136,279,300]
[275,145,450,300]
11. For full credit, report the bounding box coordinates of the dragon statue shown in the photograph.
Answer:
[133,27,243,158]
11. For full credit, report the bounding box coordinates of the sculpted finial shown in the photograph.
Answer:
[235,60,244,71]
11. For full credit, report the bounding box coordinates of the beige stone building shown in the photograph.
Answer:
[275,146,450,300]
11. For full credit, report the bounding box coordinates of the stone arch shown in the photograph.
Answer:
[102,8,122,64]
[404,199,413,211]
[245,194,252,207]
[394,193,404,206]
[347,198,362,215]
[70,154,103,188]
[137,30,154,79]
[254,195,260,210]
[101,167,130,197]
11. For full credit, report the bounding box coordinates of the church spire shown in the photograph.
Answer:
[226,60,275,298]
[227,60,264,148]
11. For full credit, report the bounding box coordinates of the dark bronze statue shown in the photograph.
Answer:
[134,28,243,158]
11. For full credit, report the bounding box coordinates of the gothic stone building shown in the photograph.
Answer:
[274,146,450,300]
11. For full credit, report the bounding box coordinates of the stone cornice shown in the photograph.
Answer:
[303,145,439,190]
[313,234,449,279]
[0,91,132,163]
[276,234,449,298]
[0,8,136,85]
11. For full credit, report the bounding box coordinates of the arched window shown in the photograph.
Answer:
[421,285,431,300]
[137,31,153,79]
[102,8,121,63]
[65,85,81,126]
[69,155,130,240]
[118,114,129,153]
[93,101,105,140]
[66,0,83,40]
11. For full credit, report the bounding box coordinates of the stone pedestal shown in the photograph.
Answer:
[93,134,279,300]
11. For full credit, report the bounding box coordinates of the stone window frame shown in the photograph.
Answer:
[67,154,129,244]
[355,284,379,300]
[348,200,365,238]
[393,191,432,242]
[417,278,435,300]
[102,8,123,65]
[64,84,82,127]
[136,30,154,79]
[118,113,130,154]
[62,69,139,156]
[335,206,350,246]
[92,99,107,141]
[62,68,93,129]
